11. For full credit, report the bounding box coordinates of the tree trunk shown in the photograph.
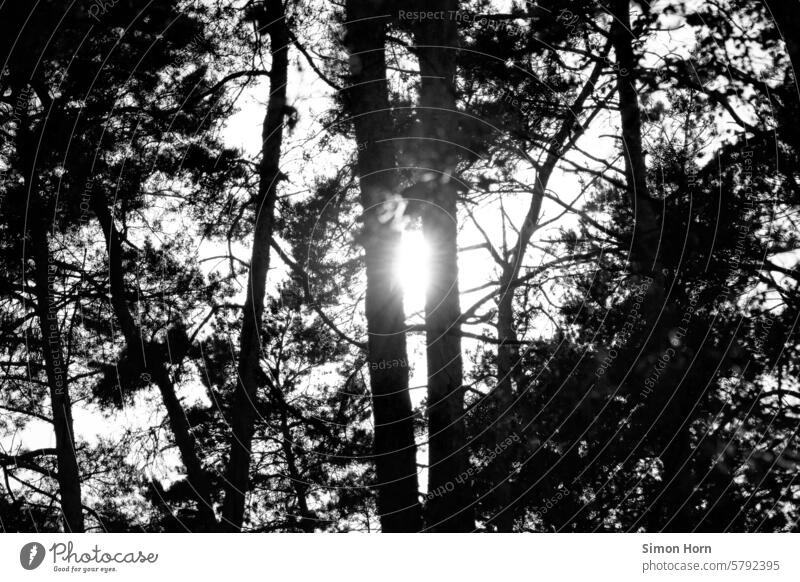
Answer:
[610,0,663,285]
[221,0,289,531]
[29,213,85,533]
[412,0,473,532]
[277,394,315,532]
[18,100,85,532]
[612,0,692,532]
[490,53,607,531]
[91,190,217,531]
[490,285,521,532]
[344,0,423,533]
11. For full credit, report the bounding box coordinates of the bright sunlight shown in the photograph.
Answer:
[396,229,430,316]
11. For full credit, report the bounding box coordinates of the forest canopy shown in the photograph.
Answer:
[0,0,799,533]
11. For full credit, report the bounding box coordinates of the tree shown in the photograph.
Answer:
[342,0,423,532]
[222,0,291,532]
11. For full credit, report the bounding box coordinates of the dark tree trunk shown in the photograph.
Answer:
[612,0,693,532]
[221,0,289,531]
[490,54,606,531]
[489,173,547,532]
[610,0,663,285]
[91,190,217,531]
[277,394,315,532]
[344,0,423,533]
[490,282,524,532]
[411,0,473,532]
[29,214,85,533]
[18,101,85,532]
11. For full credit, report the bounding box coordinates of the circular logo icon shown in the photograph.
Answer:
[19,542,46,570]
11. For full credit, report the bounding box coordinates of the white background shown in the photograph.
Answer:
[2,533,798,582]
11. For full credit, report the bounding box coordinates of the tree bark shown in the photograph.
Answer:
[411,0,473,532]
[344,0,423,533]
[18,98,85,532]
[612,0,691,532]
[221,0,289,531]
[29,213,85,533]
[610,0,663,284]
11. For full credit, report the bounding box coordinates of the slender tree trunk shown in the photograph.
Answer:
[610,0,662,286]
[344,0,423,533]
[490,54,607,531]
[29,214,85,533]
[19,103,85,532]
[610,0,668,365]
[411,0,473,532]
[277,397,314,532]
[221,0,289,531]
[489,170,547,532]
[490,285,521,532]
[91,190,217,530]
[612,0,691,532]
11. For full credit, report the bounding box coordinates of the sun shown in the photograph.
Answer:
[396,229,430,316]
